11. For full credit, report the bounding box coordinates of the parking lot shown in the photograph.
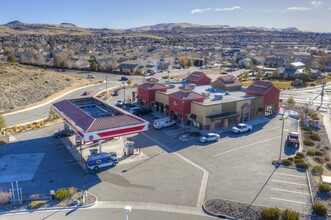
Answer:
[137,113,310,212]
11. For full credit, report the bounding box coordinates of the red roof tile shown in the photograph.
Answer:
[185,71,211,84]
[169,91,204,100]
[245,81,277,95]
[53,98,146,132]
[139,83,168,90]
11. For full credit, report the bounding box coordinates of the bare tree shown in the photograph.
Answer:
[297,103,313,121]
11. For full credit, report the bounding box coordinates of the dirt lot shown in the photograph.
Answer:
[0,62,95,111]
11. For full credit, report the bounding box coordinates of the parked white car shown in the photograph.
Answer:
[153,118,176,129]
[199,133,220,143]
[231,123,252,134]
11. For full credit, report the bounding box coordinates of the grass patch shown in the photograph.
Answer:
[241,80,293,89]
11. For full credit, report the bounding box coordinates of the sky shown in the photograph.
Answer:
[1,0,331,32]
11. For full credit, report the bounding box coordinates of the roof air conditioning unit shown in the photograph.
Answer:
[214,94,223,100]
[202,92,210,98]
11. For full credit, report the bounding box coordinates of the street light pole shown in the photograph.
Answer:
[79,141,85,203]
[278,117,285,163]
[105,76,108,100]
[123,82,126,104]
[125,206,131,220]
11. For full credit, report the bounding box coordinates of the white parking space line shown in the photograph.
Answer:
[213,136,280,157]
[270,197,311,205]
[275,172,307,179]
[271,188,310,195]
[196,139,233,150]
[271,179,307,186]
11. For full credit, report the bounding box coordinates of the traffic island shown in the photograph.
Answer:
[203,198,314,220]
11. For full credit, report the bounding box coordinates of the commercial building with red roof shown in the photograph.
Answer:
[52,97,149,143]
[185,71,212,84]
[137,76,280,131]
[212,75,242,91]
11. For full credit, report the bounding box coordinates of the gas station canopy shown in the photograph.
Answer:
[52,97,149,142]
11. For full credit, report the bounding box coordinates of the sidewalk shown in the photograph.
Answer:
[322,113,331,143]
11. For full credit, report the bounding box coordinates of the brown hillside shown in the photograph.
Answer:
[0,62,92,111]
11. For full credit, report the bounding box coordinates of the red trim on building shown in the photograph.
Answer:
[97,125,146,137]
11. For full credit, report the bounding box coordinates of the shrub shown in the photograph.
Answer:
[306,149,315,156]
[295,152,305,158]
[315,151,323,156]
[312,203,327,216]
[325,157,330,162]
[281,209,299,220]
[282,159,292,166]
[313,156,325,164]
[319,183,331,193]
[68,187,78,196]
[287,157,294,161]
[0,138,8,146]
[294,158,304,164]
[326,162,331,170]
[189,131,201,137]
[261,207,281,220]
[310,133,321,141]
[301,126,312,132]
[53,189,69,201]
[28,200,45,209]
[311,115,320,120]
[312,165,324,176]
[0,192,11,205]
[303,139,314,146]
[295,162,309,169]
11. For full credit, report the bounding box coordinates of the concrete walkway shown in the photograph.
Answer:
[93,201,209,217]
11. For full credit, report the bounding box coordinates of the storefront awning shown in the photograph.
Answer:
[206,112,238,121]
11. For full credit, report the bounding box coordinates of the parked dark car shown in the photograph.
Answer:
[140,108,152,115]
[54,129,75,138]
[82,91,92,96]
[121,76,128,81]
[112,90,119,96]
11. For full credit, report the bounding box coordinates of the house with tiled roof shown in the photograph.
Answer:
[185,71,211,84]
[212,75,242,91]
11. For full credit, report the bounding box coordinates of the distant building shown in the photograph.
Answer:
[185,72,211,85]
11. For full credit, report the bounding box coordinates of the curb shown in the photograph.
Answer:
[202,199,237,219]
[0,191,97,216]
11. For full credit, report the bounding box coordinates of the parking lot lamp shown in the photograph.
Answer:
[123,82,126,104]
[77,138,86,203]
[125,206,131,220]
[106,76,108,99]
[278,116,285,164]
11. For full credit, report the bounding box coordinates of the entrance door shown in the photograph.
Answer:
[265,105,275,116]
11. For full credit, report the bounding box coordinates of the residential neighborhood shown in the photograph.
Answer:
[1,1,331,219]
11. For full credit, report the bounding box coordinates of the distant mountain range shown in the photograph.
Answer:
[0,20,303,36]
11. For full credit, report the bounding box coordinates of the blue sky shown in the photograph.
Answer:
[1,0,330,32]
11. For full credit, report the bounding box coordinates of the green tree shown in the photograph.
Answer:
[286,96,295,108]
[303,61,312,79]
[256,70,263,80]
[0,113,6,133]
[272,69,280,79]
[243,71,250,81]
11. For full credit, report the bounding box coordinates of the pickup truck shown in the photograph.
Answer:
[231,123,252,134]
[287,132,299,147]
